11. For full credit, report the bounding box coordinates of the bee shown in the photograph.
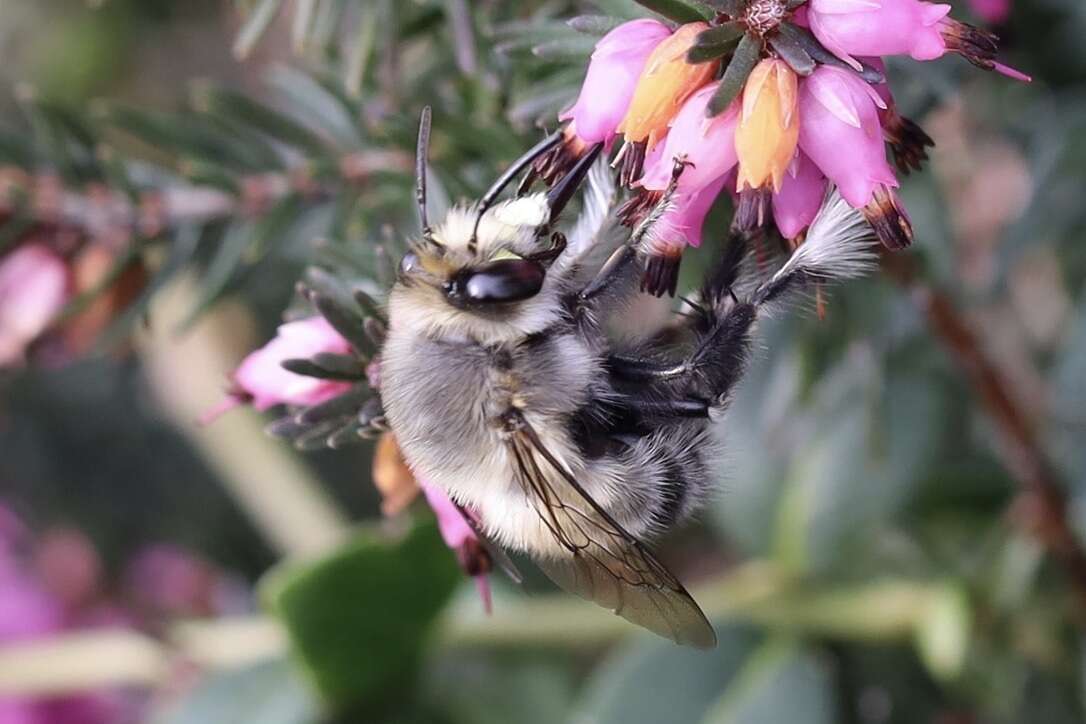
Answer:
[379,108,877,647]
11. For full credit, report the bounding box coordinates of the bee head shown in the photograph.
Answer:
[392,108,598,342]
[398,195,568,313]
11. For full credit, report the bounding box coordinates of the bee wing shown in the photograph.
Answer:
[507,415,716,649]
[452,500,524,585]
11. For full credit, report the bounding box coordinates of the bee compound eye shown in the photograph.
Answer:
[448,259,545,307]
[399,252,420,276]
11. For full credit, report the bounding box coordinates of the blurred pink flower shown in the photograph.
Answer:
[419,482,492,614]
[807,0,1027,80]
[638,83,741,193]
[33,528,103,613]
[125,544,213,616]
[0,245,70,368]
[562,19,672,145]
[772,152,828,240]
[967,0,1010,24]
[204,317,353,422]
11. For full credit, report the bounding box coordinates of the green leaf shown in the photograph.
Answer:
[688,22,744,63]
[913,584,971,681]
[567,15,626,35]
[192,83,329,156]
[261,522,461,712]
[702,0,742,14]
[632,0,713,23]
[776,23,885,83]
[701,639,836,724]
[575,626,763,724]
[708,33,760,116]
[768,32,816,76]
[151,659,319,724]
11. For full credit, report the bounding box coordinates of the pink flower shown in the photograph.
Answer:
[419,482,492,614]
[0,245,70,368]
[798,65,895,210]
[124,544,218,619]
[968,0,1010,24]
[638,83,741,193]
[640,176,727,297]
[562,19,672,145]
[772,152,828,240]
[808,0,1028,80]
[204,317,353,421]
[798,66,912,248]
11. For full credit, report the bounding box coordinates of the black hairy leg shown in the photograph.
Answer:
[609,234,755,407]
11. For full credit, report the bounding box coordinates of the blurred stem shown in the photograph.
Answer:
[439,562,947,650]
[886,255,1086,620]
[0,563,954,696]
[139,277,352,559]
[0,149,410,248]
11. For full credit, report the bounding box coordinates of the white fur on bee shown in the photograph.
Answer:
[431,193,550,260]
[773,188,878,284]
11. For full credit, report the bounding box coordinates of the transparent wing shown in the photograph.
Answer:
[507,415,716,648]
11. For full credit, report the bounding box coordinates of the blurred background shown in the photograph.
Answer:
[1,0,1085,722]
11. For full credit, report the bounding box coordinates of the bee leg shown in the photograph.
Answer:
[576,244,637,305]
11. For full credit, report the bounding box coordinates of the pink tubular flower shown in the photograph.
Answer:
[420,482,492,613]
[204,317,353,422]
[808,0,1028,80]
[532,19,671,189]
[799,66,912,248]
[562,19,672,145]
[639,176,727,297]
[798,66,894,209]
[0,245,70,368]
[772,152,828,240]
[638,83,741,193]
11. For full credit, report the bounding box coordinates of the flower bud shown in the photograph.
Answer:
[735,59,800,193]
[808,0,1028,79]
[772,152,828,240]
[0,244,70,367]
[617,23,719,152]
[638,82,741,194]
[229,317,353,412]
[563,19,672,145]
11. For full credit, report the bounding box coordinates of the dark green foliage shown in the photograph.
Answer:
[262,522,461,713]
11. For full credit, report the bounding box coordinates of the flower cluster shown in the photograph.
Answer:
[0,241,147,369]
[536,0,1027,295]
[210,314,493,609]
[0,502,247,723]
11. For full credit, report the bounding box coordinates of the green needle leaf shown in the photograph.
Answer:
[707,33,760,117]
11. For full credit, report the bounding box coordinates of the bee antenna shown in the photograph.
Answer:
[469,129,564,254]
[415,106,434,241]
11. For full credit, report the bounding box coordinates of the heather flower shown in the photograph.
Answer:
[373,431,422,516]
[420,481,493,613]
[807,0,1027,79]
[0,244,69,368]
[532,19,671,188]
[563,19,672,146]
[638,83,741,194]
[735,59,801,194]
[798,65,912,248]
[616,22,719,184]
[204,317,353,422]
[640,176,728,297]
[772,152,828,240]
